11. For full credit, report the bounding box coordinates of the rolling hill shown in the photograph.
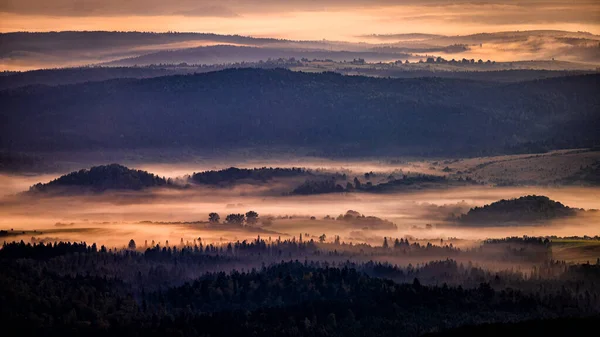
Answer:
[102,45,410,67]
[454,195,580,225]
[28,164,172,193]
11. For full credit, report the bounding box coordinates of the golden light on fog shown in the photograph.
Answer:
[1,3,599,40]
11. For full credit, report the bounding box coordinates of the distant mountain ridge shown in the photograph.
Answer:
[101,45,411,67]
[2,30,598,70]
[2,68,598,157]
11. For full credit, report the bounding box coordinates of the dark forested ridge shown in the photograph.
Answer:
[290,174,478,195]
[1,69,598,156]
[0,65,595,91]
[28,164,172,193]
[190,167,311,185]
[455,195,580,225]
[0,66,182,90]
[1,239,599,337]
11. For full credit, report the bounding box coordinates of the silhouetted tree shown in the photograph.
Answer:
[226,213,245,225]
[319,234,327,243]
[209,212,220,223]
[245,211,259,225]
[354,177,361,189]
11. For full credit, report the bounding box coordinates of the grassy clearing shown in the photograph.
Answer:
[551,239,600,263]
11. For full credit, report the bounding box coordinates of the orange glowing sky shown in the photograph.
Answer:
[1,1,599,40]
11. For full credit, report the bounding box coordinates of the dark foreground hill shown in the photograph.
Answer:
[1,243,599,337]
[455,195,579,225]
[1,69,598,156]
[28,164,171,193]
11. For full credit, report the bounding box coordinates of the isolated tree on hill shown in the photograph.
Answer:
[226,213,245,225]
[209,212,220,223]
[245,211,259,225]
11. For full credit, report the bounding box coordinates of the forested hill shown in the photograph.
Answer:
[190,167,310,185]
[1,69,598,156]
[455,195,579,225]
[28,164,171,193]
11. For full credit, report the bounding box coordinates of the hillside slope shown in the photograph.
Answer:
[1,69,598,156]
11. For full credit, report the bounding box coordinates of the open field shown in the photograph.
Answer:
[551,239,600,263]
[397,149,600,186]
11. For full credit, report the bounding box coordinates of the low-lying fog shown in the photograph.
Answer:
[2,161,599,249]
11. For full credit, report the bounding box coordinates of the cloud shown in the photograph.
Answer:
[0,0,241,17]
[174,5,239,18]
[0,1,598,40]
[1,1,598,21]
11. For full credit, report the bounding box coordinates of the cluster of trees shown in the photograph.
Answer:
[364,174,464,192]
[420,56,496,65]
[292,178,346,194]
[327,210,398,230]
[1,239,599,337]
[208,211,259,226]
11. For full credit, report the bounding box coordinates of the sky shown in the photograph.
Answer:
[1,0,599,40]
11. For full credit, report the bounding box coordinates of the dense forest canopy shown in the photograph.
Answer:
[455,195,580,225]
[1,238,599,337]
[190,167,309,185]
[28,164,171,193]
[1,69,598,157]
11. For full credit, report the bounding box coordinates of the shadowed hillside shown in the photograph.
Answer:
[103,45,411,67]
[1,69,598,156]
